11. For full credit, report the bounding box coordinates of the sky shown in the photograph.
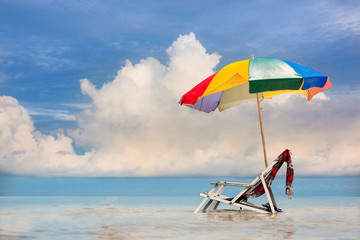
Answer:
[0,0,360,177]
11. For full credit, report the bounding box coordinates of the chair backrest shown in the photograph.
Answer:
[243,149,293,199]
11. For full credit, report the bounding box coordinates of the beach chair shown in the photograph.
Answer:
[194,149,294,214]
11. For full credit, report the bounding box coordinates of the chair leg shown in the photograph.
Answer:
[208,184,225,210]
[194,198,210,213]
[259,173,275,213]
[208,200,216,210]
[202,199,214,212]
[194,184,218,213]
[213,201,220,210]
[268,187,277,208]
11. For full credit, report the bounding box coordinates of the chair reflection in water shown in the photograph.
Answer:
[194,149,294,214]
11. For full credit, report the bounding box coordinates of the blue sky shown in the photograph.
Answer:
[1,0,360,177]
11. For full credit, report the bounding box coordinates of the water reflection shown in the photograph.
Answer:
[201,209,296,239]
[0,197,359,240]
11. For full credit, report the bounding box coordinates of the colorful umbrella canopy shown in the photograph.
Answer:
[179,57,332,167]
[180,57,332,113]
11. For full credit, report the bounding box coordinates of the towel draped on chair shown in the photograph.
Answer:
[245,149,294,199]
[231,149,294,204]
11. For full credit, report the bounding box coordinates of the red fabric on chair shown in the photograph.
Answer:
[246,149,294,199]
[230,149,294,203]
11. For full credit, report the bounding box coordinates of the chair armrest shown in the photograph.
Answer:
[210,181,251,187]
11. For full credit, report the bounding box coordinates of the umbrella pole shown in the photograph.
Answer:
[256,93,268,167]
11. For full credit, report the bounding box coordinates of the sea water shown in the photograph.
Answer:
[0,176,359,239]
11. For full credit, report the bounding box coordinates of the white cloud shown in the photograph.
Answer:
[1,33,359,177]
[163,32,221,98]
[0,96,94,176]
[319,0,360,36]
[27,107,76,121]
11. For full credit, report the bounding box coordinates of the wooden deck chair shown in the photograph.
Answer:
[194,149,293,214]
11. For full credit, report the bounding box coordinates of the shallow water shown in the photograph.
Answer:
[1,196,359,239]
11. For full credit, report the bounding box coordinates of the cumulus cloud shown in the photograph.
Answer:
[0,96,93,176]
[1,33,360,176]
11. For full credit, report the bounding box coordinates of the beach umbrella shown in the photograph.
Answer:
[179,57,332,167]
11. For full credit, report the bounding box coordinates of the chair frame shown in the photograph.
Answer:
[194,160,279,214]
